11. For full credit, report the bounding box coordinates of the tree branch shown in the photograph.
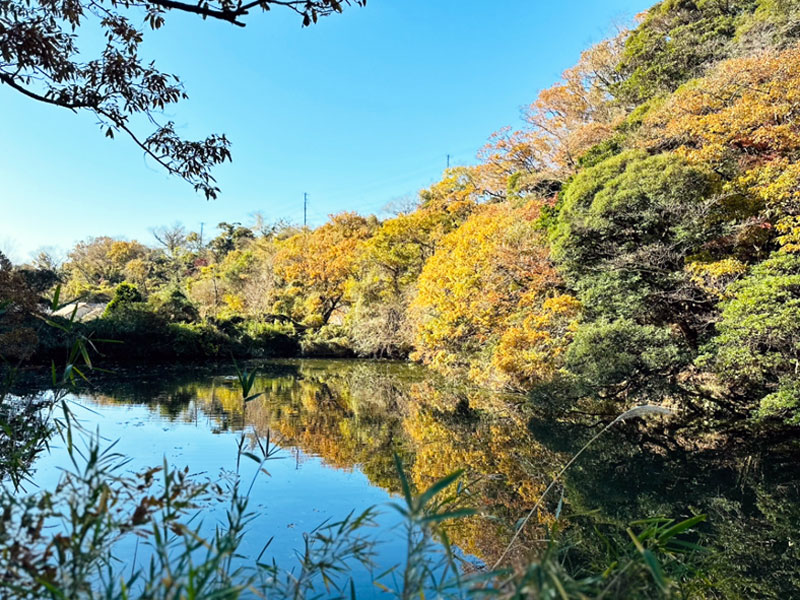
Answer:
[143,0,362,27]
[96,108,178,177]
[146,0,247,25]
[0,73,95,110]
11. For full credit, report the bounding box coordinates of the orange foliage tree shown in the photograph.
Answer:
[478,35,627,197]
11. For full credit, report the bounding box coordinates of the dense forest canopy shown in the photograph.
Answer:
[4,0,800,430]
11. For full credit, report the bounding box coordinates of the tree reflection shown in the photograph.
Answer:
[78,360,800,593]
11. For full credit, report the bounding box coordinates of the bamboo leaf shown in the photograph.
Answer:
[419,508,475,524]
[393,453,413,508]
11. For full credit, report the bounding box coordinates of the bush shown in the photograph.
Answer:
[566,318,688,402]
[151,288,200,323]
[703,252,800,423]
[300,325,353,358]
[102,282,142,316]
[239,319,299,357]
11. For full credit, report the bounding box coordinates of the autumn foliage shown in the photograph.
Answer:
[11,0,800,427]
[412,201,576,388]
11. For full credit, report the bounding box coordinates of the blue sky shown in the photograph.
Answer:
[0,0,652,261]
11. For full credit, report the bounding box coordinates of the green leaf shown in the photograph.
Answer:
[642,549,669,593]
[79,342,93,369]
[416,468,464,510]
[240,452,263,464]
[392,454,413,509]
[667,539,708,553]
[244,392,263,403]
[657,514,706,543]
[50,285,61,311]
[419,508,475,524]
[43,318,69,333]
[628,528,669,593]
[71,365,89,383]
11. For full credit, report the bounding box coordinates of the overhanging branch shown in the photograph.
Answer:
[143,0,363,27]
[146,0,248,26]
[0,73,95,110]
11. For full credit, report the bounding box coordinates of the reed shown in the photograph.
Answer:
[493,405,675,570]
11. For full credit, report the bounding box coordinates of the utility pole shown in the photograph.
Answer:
[199,222,205,246]
[303,192,308,228]
[446,154,451,169]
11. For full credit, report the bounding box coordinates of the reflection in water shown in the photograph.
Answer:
[81,359,799,596]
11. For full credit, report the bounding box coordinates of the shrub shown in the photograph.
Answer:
[300,325,353,358]
[239,320,299,357]
[566,318,687,402]
[102,282,142,316]
[703,252,800,423]
[151,288,200,322]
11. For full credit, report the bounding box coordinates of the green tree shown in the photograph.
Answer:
[615,0,757,103]
[551,150,721,347]
[703,252,800,424]
[210,222,256,260]
[103,282,143,315]
[565,317,687,401]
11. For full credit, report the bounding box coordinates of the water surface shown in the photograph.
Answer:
[28,359,800,598]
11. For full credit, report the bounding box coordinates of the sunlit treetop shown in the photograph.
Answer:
[640,45,800,252]
[359,166,483,294]
[273,212,376,325]
[612,0,800,103]
[411,200,573,388]
[477,34,628,198]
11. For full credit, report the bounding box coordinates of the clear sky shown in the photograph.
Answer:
[0,0,652,262]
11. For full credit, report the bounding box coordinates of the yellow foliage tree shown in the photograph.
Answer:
[492,294,581,389]
[412,201,576,388]
[346,168,483,356]
[274,212,376,326]
[642,46,800,252]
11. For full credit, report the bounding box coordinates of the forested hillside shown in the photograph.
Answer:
[6,0,800,428]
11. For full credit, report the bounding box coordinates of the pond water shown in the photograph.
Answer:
[26,359,800,597]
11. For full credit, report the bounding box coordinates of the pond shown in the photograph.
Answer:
[23,359,800,598]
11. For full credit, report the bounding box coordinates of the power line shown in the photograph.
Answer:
[295,152,470,225]
[250,147,479,229]
[311,146,479,202]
